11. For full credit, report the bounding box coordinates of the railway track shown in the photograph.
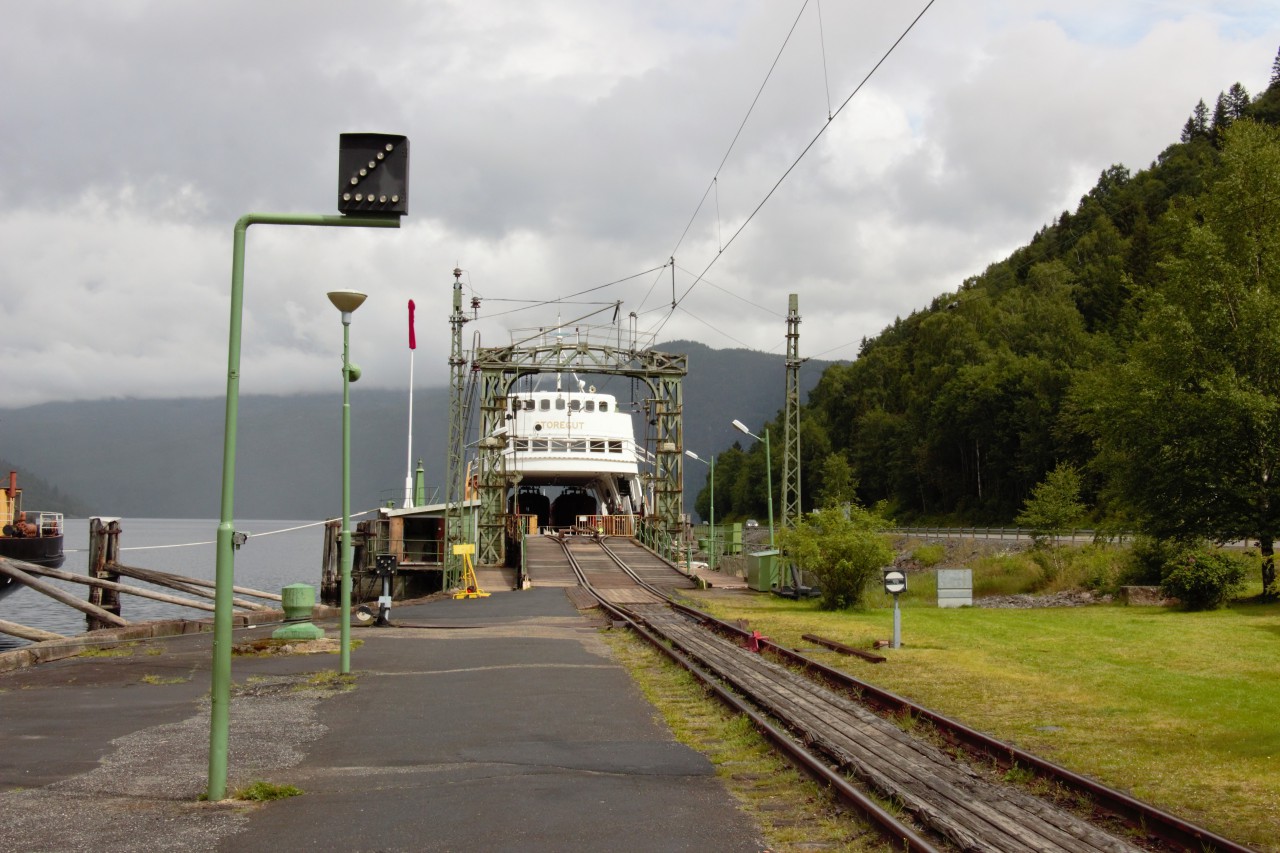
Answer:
[544,533,1251,853]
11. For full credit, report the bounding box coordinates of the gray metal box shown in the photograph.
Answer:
[936,568,972,608]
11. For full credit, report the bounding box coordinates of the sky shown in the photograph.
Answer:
[2,0,1278,408]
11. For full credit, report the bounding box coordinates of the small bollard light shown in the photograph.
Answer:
[273,583,325,641]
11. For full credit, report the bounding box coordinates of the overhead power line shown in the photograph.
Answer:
[646,0,939,344]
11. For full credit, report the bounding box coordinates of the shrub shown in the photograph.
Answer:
[1160,549,1246,610]
[1126,536,1180,586]
[781,505,893,610]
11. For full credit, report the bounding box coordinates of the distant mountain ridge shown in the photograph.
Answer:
[0,341,837,520]
[0,458,92,517]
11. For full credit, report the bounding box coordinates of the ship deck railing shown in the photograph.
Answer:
[575,514,638,537]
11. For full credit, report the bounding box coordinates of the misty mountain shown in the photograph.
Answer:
[0,341,836,520]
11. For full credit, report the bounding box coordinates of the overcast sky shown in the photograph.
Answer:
[2,1,1278,408]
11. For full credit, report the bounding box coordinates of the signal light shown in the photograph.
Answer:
[338,133,408,217]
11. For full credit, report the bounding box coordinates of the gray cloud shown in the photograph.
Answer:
[1,1,1277,406]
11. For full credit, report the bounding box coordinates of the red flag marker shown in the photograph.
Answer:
[408,299,416,350]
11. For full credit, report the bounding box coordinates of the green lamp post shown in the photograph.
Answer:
[685,450,715,572]
[207,133,408,804]
[328,289,367,675]
[732,419,773,549]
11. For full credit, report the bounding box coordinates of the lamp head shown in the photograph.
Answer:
[327,289,368,320]
[732,419,750,436]
[685,450,701,461]
[346,362,362,382]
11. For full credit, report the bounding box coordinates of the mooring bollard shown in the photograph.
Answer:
[272,583,325,640]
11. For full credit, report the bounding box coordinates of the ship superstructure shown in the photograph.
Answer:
[503,383,649,528]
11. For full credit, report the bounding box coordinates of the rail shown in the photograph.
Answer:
[559,536,1249,853]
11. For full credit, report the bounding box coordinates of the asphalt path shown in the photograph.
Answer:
[0,589,765,852]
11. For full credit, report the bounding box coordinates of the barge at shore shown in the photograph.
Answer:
[0,471,65,600]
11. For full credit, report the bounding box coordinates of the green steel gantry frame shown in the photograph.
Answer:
[468,340,687,566]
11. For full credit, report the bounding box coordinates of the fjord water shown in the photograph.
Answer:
[0,518,325,650]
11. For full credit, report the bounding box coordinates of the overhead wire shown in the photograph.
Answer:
[476,264,668,320]
[674,264,784,317]
[646,0,939,344]
[673,305,756,350]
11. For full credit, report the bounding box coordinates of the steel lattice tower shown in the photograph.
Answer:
[782,293,802,528]
[443,268,469,588]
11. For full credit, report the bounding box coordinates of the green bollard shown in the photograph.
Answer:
[273,583,326,641]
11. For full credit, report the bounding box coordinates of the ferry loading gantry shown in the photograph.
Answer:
[469,336,686,567]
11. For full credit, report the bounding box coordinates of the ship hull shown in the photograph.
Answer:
[0,535,66,599]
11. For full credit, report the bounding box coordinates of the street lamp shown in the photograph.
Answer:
[731,419,774,549]
[207,133,407,804]
[685,450,715,572]
[328,289,367,675]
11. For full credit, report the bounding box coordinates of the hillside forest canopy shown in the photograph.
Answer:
[694,48,1280,598]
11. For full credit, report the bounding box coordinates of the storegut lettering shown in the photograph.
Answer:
[535,420,585,430]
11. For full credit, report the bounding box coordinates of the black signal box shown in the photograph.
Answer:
[338,133,409,217]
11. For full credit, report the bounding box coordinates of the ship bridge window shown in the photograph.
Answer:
[524,400,535,411]
[590,439,605,453]
[555,398,565,411]
[570,399,581,411]
[600,401,609,412]
[513,438,530,451]
[608,440,622,453]
[585,401,595,412]
[540,399,550,411]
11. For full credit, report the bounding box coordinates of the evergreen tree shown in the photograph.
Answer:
[1188,98,1211,140]
[1227,82,1250,119]
[1211,91,1231,142]
[1271,46,1280,86]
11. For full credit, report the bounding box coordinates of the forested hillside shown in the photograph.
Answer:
[702,49,1280,595]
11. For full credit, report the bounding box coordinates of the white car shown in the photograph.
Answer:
[745,519,759,529]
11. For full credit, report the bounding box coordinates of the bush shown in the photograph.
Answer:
[1126,536,1180,586]
[1160,549,1246,610]
[781,505,893,610]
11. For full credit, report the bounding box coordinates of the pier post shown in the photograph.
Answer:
[87,517,122,631]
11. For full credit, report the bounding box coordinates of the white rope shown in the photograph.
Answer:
[64,509,381,553]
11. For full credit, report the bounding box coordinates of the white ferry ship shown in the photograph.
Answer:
[501,382,649,529]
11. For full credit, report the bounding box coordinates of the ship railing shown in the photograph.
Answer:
[507,514,539,538]
[575,514,637,537]
[33,511,64,537]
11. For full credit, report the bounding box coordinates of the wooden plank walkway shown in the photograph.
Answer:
[634,605,1142,853]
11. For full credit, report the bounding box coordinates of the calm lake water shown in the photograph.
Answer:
[0,518,325,650]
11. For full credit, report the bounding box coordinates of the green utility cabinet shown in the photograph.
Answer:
[746,549,781,591]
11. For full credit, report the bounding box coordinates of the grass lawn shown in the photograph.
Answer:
[681,588,1280,851]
